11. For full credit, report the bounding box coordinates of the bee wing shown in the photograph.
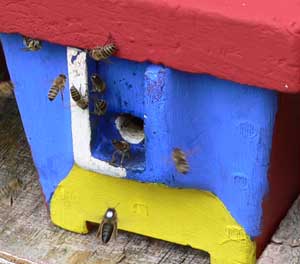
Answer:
[186,146,199,157]
[20,48,31,52]
[161,154,173,168]
[113,223,118,240]
[63,99,83,109]
[62,102,72,109]
[105,32,115,45]
[96,220,104,238]
[60,89,64,102]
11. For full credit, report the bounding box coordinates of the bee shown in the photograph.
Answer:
[92,99,107,116]
[90,73,106,93]
[88,34,117,61]
[70,85,88,109]
[96,208,118,243]
[172,148,190,174]
[23,36,42,51]
[120,115,144,131]
[48,74,67,101]
[0,178,23,206]
[110,140,130,167]
[0,81,14,97]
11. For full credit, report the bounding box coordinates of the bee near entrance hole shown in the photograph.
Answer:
[90,112,145,172]
[115,114,145,144]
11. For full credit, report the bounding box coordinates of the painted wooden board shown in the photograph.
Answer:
[0,35,279,239]
[69,46,278,238]
[50,165,256,264]
[2,33,299,259]
[1,0,300,92]
[67,48,126,178]
[0,96,211,264]
[0,34,74,202]
[256,93,300,255]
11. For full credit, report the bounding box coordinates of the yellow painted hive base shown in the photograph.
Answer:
[50,165,256,264]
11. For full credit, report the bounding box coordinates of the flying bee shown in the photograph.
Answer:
[0,81,14,97]
[22,36,42,51]
[92,99,107,116]
[48,74,67,101]
[90,73,106,93]
[172,148,190,174]
[88,34,118,61]
[70,85,88,109]
[0,178,23,206]
[110,140,130,167]
[96,208,118,243]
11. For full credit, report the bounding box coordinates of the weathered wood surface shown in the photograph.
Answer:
[0,96,210,264]
[258,196,300,264]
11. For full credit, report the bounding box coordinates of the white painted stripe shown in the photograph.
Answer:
[67,47,126,178]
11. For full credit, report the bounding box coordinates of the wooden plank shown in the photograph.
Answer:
[0,96,210,263]
[258,196,300,264]
[1,34,74,203]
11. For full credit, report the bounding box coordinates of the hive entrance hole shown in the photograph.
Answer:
[115,114,145,144]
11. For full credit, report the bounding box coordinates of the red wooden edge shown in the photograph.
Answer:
[255,93,300,256]
[0,0,300,92]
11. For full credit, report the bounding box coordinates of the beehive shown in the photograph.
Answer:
[1,1,300,263]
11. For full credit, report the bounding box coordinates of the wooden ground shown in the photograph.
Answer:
[258,196,300,264]
[0,95,299,264]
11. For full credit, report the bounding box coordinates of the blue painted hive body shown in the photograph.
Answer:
[0,33,278,238]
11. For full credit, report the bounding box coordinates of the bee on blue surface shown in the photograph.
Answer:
[88,34,118,61]
[110,140,130,167]
[23,36,42,51]
[48,74,67,101]
[70,85,88,110]
[91,99,107,116]
[96,208,118,243]
[172,148,190,174]
[90,74,106,93]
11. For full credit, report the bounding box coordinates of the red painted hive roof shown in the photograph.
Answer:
[0,0,300,92]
